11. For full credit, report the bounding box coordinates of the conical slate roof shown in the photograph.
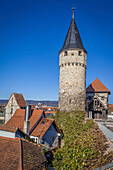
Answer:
[86,78,111,94]
[59,17,87,53]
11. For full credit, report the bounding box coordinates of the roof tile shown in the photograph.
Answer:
[0,136,46,169]
[86,78,110,94]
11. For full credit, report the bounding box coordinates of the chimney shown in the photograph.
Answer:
[28,105,32,119]
[24,105,30,135]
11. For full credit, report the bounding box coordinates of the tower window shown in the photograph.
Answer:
[68,63,70,66]
[69,99,71,104]
[62,64,63,67]
[65,63,67,66]
[76,63,78,66]
[71,53,74,56]
[72,63,74,66]
[64,51,67,56]
[78,51,82,56]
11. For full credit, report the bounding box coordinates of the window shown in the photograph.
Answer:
[62,64,63,67]
[71,53,74,56]
[72,63,74,66]
[78,51,82,56]
[101,96,104,100]
[64,51,67,56]
[69,99,71,104]
[88,96,91,100]
[68,63,70,66]
[41,120,46,125]
[76,63,78,66]
[11,108,13,114]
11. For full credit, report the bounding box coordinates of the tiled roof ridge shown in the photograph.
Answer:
[20,137,40,146]
[0,136,19,141]
[0,124,19,133]
[0,124,18,129]
[19,138,23,170]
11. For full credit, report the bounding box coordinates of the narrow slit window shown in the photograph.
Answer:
[69,99,71,104]
[78,51,82,56]
[64,51,67,56]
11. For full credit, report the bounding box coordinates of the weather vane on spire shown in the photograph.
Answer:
[72,5,75,19]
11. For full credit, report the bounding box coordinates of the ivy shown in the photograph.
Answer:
[53,110,113,169]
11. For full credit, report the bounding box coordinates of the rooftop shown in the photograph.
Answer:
[5,109,45,131]
[6,93,26,108]
[86,78,111,94]
[59,9,86,53]
[0,136,46,169]
[30,118,62,138]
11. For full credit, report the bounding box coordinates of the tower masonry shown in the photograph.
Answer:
[59,9,87,112]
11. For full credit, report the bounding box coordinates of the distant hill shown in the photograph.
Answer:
[0,100,58,107]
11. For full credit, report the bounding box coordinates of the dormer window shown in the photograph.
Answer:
[78,51,82,56]
[41,120,46,125]
[64,51,67,56]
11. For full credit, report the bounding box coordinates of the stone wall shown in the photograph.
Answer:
[5,94,20,123]
[59,49,87,112]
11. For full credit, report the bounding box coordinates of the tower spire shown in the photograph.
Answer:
[72,5,75,19]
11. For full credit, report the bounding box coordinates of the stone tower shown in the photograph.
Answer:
[59,8,87,112]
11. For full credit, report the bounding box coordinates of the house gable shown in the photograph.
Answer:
[5,93,20,123]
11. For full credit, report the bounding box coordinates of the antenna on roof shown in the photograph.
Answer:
[72,5,75,19]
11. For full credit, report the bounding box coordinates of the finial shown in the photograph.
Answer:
[72,5,75,19]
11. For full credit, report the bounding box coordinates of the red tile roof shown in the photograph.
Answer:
[0,136,22,170]
[30,118,62,138]
[6,93,26,108]
[0,125,18,133]
[86,78,110,94]
[0,136,46,169]
[5,109,45,132]
[108,104,113,110]
[5,109,25,131]
[14,93,26,107]
[29,109,46,132]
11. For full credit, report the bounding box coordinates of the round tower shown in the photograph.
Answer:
[59,8,87,112]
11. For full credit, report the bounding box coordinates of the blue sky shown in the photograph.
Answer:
[0,0,113,103]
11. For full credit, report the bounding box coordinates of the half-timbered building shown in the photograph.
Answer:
[86,78,110,119]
